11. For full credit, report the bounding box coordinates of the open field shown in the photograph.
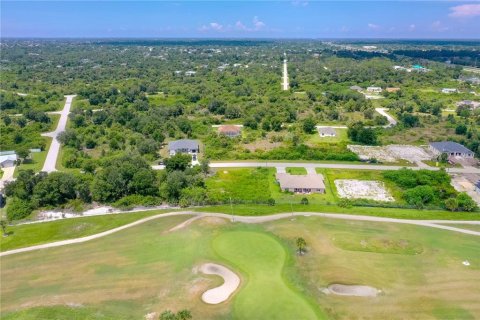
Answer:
[1,215,479,319]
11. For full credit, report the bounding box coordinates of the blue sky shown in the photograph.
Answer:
[2,1,480,38]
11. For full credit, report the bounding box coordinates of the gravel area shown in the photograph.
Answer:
[335,179,394,202]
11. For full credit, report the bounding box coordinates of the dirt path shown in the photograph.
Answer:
[200,263,240,304]
[2,211,480,257]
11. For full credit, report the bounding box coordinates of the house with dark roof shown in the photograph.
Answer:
[218,125,241,138]
[168,139,200,156]
[276,173,325,194]
[429,141,474,158]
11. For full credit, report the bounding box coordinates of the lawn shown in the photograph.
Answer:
[306,128,348,145]
[0,210,172,252]
[213,231,324,319]
[206,168,272,203]
[2,215,479,319]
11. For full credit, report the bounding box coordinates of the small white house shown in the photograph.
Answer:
[0,153,18,168]
[441,88,458,94]
[367,87,382,93]
[185,71,196,76]
[318,127,336,137]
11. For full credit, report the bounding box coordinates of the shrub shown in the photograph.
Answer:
[267,198,276,206]
[300,197,309,205]
[7,197,32,221]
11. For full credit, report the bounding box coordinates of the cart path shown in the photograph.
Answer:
[2,211,480,257]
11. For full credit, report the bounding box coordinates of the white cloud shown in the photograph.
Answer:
[199,22,224,32]
[291,0,309,7]
[253,16,266,30]
[340,26,349,33]
[368,23,380,30]
[449,4,480,18]
[409,24,416,31]
[431,20,449,32]
[234,17,266,32]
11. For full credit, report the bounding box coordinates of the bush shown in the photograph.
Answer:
[300,197,309,205]
[113,195,162,210]
[267,198,276,206]
[7,197,32,221]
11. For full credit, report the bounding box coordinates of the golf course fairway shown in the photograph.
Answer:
[213,231,324,320]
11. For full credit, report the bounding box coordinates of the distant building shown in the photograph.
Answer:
[0,153,18,168]
[367,87,382,93]
[276,173,325,194]
[218,125,241,138]
[386,87,400,93]
[185,71,196,76]
[429,141,474,158]
[350,85,363,91]
[318,127,336,137]
[441,88,458,94]
[168,139,200,156]
[456,100,480,109]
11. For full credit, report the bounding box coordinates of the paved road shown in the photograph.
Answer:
[2,211,480,257]
[375,107,397,127]
[41,95,76,173]
[282,58,289,90]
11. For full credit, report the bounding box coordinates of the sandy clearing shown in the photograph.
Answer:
[335,179,394,202]
[324,284,381,297]
[200,263,240,304]
[168,216,204,232]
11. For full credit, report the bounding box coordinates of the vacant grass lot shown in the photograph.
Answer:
[2,215,479,319]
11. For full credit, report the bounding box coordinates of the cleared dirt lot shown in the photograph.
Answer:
[348,144,433,163]
[335,179,395,202]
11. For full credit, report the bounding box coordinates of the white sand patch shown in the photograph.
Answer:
[335,179,394,202]
[463,260,470,266]
[348,144,433,163]
[323,284,381,297]
[144,312,158,320]
[200,263,240,304]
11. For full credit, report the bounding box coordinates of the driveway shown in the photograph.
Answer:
[41,95,76,173]
[0,166,16,190]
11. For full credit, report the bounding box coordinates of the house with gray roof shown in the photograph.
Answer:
[429,141,474,158]
[0,153,18,168]
[318,127,336,137]
[276,173,325,194]
[350,85,363,92]
[168,139,200,156]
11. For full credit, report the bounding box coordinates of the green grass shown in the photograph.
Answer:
[2,214,479,319]
[213,231,324,319]
[286,167,307,175]
[332,233,423,255]
[306,128,348,144]
[206,168,272,202]
[0,210,172,252]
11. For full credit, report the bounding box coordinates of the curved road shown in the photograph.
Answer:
[41,95,76,172]
[2,211,479,257]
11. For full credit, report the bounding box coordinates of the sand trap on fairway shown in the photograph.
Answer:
[324,284,381,297]
[200,263,240,304]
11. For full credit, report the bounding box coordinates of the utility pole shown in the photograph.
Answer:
[230,196,234,222]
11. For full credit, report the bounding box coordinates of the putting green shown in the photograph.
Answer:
[213,231,323,320]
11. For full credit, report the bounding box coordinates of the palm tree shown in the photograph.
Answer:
[296,237,307,255]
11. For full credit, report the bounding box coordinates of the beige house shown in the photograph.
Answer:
[276,173,325,194]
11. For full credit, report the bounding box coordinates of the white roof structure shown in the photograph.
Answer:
[0,154,18,163]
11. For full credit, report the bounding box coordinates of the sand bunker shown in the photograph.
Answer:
[200,263,240,304]
[323,284,381,297]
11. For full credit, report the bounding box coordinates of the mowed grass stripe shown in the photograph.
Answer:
[213,231,325,320]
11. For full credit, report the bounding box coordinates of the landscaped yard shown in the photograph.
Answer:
[2,215,479,319]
